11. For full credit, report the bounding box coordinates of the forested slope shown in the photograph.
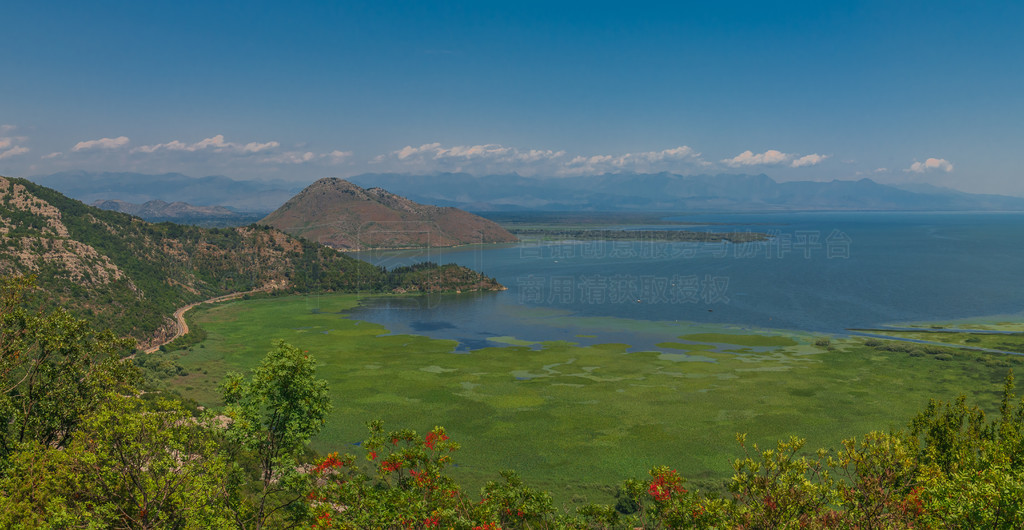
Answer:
[0,176,502,347]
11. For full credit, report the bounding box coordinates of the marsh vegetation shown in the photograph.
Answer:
[163,293,1021,504]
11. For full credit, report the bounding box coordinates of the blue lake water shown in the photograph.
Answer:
[341,212,1024,351]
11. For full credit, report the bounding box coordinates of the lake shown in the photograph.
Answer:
[343,212,1024,351]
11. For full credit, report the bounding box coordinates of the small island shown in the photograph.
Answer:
[508,227,769,243]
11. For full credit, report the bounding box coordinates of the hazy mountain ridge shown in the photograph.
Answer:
[29,170,1024,215]
[31,170,301,213]
[89,198,263,227]
[92,199,237,218]
[347,172,1024,211]
[0,176,503,346]
[260,178,518,250]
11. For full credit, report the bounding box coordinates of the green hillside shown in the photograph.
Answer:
[0,176,502,346]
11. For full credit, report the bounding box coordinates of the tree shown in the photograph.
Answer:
[1,275,136,470]
[220,340,331,529]
[909,371,1024,527]
[0,394,231,529]
[309,422,473,528]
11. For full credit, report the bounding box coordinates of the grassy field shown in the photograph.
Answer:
[167,293,1023,506]
[853,328,1024,354]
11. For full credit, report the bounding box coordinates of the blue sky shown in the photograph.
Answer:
[2,1,1022,195]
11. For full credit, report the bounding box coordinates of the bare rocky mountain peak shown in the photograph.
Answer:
[261,178,517,250]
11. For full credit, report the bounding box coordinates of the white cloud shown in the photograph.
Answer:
[117,133,354,169]
[262,151,315,164]
[721,149,829,169]
[906,157,953,173]
[0,146,29,160]
[0,129,30,160]
[132,134,279,155]
[0,125,31,161]
[261,149,353,165]
[392,143,439,160]
[376,142,706,176]
[72,136,130,151]
[42,152,63,159]
[192,135,229,151]
[387,142,565,163]
[873,167,888,173]
[790,153,828,167]
[558,146,705,176]
[657,146,701,160]
[133,140,184,153]
[242,141,279,153]
[325,150,352,163]
[722,149,791,167]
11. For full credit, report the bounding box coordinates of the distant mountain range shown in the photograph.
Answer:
[347,172,1024,212]
[28,170,1024,213]
[30,171,301,213]
[260,178,518,250]
[90,200,241,221]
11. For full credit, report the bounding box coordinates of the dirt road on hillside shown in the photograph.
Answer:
[144,289,265,354]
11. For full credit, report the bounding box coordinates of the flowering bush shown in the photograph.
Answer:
[299,371,1024,528]
[307,421,476,528]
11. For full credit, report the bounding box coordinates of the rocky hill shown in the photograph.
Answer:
[260,178,518,250]
[91,199,261,227]
[0,176,503,347]
[92,199,234,219]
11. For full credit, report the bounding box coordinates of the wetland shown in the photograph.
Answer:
[165,211,1024,504]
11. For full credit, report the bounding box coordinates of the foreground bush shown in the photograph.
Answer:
[304,372,1024,529]
[0,394,230,528]
[6,275,1024,527]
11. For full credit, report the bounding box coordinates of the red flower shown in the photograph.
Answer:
[648,480,671,501]
[369,451,377,460]
[647,470,686,501]
[425,430,449,450]
[312,511,333,529]
[409,469,428,485]
[313,452,344,472]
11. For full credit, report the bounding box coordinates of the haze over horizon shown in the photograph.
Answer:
[3,1,1022,197]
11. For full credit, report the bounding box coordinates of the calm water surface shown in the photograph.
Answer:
[342,212,1024,351]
